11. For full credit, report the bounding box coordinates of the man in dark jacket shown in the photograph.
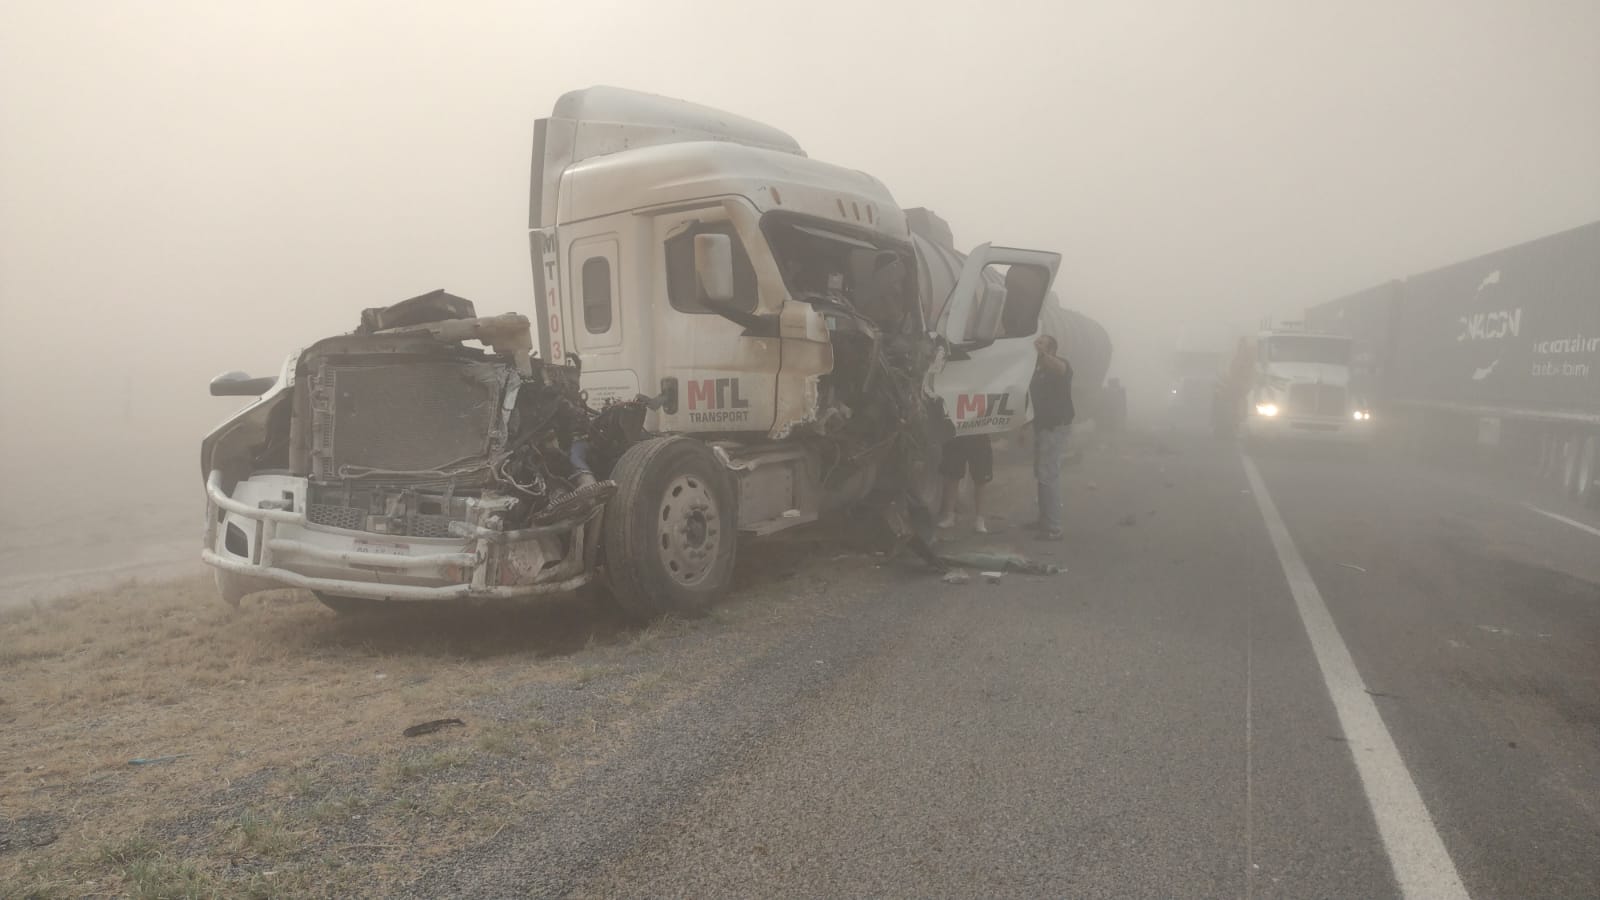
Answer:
[1029,333,1074,540]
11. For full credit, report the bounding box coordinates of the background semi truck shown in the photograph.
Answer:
[202,87,1070,616]
[1224,326,1375,445]
[1304,220,1600,504]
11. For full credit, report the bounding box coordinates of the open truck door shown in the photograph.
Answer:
[931,243,1062,435]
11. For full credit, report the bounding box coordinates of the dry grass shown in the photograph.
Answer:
[0,575,638,895]
[0,544,876,895]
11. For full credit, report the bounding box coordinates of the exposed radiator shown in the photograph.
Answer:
[310,359,505,480]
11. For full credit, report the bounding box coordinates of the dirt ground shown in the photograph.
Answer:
[0,531,883,899]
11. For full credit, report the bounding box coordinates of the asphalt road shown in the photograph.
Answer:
[414,431,1600,899]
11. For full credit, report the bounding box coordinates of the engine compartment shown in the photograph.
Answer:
[207,291,640,541]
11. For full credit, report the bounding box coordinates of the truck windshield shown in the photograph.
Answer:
[764,217,915,330]
[1264,336,1351,365]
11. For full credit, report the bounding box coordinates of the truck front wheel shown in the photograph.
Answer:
[601,437,737,617]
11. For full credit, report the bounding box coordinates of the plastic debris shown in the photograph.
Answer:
[981,571,1004,584]
[941,570,971,585]
[403,718,465,738]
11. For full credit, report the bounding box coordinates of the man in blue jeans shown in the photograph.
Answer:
[1029,333,1075,540]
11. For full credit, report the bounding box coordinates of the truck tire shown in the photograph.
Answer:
[601,436,736,618]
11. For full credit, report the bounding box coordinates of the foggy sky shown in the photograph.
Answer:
[1,0,1596,528]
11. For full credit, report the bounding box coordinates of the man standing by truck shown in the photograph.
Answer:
[1030,334,1074,540]
[937,433,993,533]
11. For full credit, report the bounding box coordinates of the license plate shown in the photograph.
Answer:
[353,538,412,557]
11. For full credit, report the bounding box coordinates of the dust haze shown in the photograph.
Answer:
[2,0,1596,563]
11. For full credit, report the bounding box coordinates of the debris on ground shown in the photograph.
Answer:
[941,570,971,585]
[402,718,465,738]
[981,571,1004,584]
[1338,563,1368,573]
[934,551,1065,576]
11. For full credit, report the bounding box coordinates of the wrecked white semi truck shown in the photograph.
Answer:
[202,87,1059,616]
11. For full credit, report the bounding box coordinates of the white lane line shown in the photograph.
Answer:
[1522,502,1600,539]
[1242,454,1469,900]
[1244,612,1255,900]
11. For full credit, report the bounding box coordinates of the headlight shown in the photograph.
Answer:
[1255,403,1280,417]
[1352,409,1372,421]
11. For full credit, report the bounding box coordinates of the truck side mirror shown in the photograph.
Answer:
[210,370,276,397]
[694,233,736,303]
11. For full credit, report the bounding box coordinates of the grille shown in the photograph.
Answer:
[407,514,456,539]
[308,504,459,538]
[1286,384,1346,417]
[314,360,503,478]
[308,504,366,531]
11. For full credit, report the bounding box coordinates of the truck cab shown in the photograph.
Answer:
[532,88,1057,523]
[1242,326,1374,444]
[532,88,1057,444]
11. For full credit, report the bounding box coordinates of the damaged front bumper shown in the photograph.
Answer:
[202,470,597,603]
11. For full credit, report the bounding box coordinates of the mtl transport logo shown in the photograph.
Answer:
[686,377,752,424]
[953,392,1017,431]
